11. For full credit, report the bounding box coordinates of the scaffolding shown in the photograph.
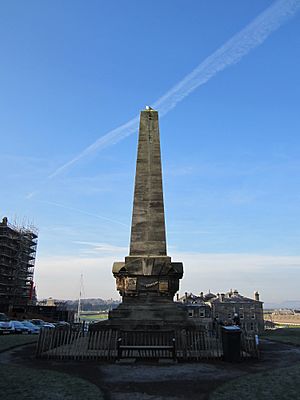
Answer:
[0,216,38,311]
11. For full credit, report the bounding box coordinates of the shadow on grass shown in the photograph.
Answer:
[209,362,300,400]
[0,364,104,400]
[262,327,300,346]
[0,335,38,352]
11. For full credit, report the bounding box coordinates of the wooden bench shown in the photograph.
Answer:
[117,337,176,360]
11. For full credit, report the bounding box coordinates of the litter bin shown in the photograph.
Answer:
[221,325,241,362]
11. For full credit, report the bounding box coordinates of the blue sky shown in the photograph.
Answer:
[1,0,300,302]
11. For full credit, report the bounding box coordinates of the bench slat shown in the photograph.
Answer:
[119,345,173,350]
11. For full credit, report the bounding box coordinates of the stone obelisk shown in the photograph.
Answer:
[101,108,188,330]
[129,107,167,257]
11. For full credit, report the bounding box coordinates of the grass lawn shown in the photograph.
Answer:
[262,327,300,346]
[0,364,104,400]
[0,334,38,352]
[80,313,108,321]
[210,363,300,400]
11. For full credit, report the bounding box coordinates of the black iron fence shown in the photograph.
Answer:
[35,326,259,361]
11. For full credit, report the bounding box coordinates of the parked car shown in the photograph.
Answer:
[0,320,14,335]
[10,321,30,334]
[0,313,9,321]
[54,321,70,330]
[18,321,40,334]
[30,319,55,329]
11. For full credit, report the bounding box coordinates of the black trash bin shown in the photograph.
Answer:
[221,325,241,362]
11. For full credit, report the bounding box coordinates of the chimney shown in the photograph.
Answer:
[185,292,188,302]
[254,291,260,301]
[200,292,204,298]
[233,289,238,296]
[1,217,8,225]
[220,293,225,302]
[176,293,179,302]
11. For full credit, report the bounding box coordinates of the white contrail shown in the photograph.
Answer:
[37,200,129,228]
[49,116,140,178]
[50,0,300,178]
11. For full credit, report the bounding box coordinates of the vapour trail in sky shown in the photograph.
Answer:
[37,200,129,228]
[49,0,300,179]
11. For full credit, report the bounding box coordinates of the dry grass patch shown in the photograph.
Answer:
[210,363,300,400]
[0,334,38,352]
[0,364,104,400]
[262,327,300,346]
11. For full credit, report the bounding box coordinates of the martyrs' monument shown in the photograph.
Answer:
[94,107,189,331]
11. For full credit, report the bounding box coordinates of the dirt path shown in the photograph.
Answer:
[1,339,300,400]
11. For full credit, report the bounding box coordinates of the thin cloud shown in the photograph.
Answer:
[74,241,128,254]
[49,0,300,178]
[26,191,39,199]
[172,251,300,303]
[35,251,300,300]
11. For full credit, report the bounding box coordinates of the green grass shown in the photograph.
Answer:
[262,327,300,346]
[274,324,300,328]
[0,364,104,400]
[80,313,108,321]
[0,334,38,352]
[210,363,300,400]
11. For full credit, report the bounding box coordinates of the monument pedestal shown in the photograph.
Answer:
[106,298,191,331]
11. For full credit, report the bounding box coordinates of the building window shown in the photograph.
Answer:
[200,310,205,318]
[188,310,194,318]
[250,322,254,331]
[228,313,232,319]
[251,314,255,319]
[240,314,244,319]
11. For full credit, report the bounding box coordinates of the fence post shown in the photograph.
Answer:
[172,337,176,361]
[117,337,122,360]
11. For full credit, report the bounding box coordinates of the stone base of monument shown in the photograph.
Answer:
[90,300,193,332]
[87,301,200,358]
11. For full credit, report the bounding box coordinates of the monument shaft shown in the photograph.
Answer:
[130,110,166,256]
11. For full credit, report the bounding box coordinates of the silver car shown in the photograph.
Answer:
[0,320,14,335]
[10,321,30,334]
[21,321,40,334]
[30,319,55,329]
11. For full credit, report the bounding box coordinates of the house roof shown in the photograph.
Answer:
[203,292,216,301]
[210,291,261,304]
[178,293,207,305]
[179,290,262,305]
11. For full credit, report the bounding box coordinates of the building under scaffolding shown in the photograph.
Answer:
[0,217,38,312]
